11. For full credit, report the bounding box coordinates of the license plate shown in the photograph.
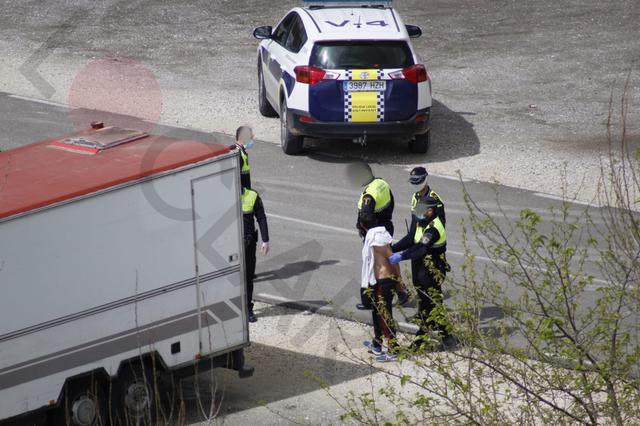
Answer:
[343,80,386,92]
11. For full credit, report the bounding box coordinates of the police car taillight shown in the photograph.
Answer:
[294,66,338,85]
[389,64,428,84]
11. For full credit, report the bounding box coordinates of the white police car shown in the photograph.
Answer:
[253,0,432,155]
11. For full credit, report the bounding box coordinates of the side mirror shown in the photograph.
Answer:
[253,26,273,40]
[406,25,422,38]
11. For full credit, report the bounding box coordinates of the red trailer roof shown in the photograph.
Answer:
[0,126,231,220]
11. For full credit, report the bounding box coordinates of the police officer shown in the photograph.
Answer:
[351,162,395,238]
[233,126,255,189]
[241,183,269,323]
[409,166,445,225]
[389,195,455,350]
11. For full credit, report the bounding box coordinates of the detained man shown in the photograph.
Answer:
[346,161,409,310]
[360,212,402,362]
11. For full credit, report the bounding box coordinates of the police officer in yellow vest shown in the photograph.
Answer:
[389,195,455,349]
[409,166,445,225]
[350,162,395,237]
[233,126,254,189]
[241,183,269,323]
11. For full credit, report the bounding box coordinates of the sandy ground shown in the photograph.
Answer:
[184,301,580,426]
[183,302,423,425]
[0,0,638,201]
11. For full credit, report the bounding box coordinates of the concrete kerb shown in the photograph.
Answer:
[254,292,420,335]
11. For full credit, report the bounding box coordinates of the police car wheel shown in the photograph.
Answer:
[409,130,430,154]
[258,64,277,117]
[280,100,303,155]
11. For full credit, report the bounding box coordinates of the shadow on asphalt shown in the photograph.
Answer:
[255,259,340,283]
[256,301,331,317]
[178,342,373,424]
[301,99,480,165]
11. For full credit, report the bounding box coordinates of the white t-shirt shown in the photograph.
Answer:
[361,226,393,289]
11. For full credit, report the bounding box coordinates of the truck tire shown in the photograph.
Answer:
[112,363,161,425]
[409,130,430,154]
[50,375,110,426]
[279,100,304,155]
[258,63,277,117]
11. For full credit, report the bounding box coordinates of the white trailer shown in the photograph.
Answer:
[0,124,252,425]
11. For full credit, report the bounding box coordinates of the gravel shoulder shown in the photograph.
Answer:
[0,0,638,199]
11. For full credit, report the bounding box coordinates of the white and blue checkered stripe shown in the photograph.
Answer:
[343,70,385,122]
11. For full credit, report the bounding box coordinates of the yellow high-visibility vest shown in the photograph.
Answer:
[411,189,444,210]
[240,149,250,175]
[414,216,446,247]
[241,188,258,213]
[357,178,392,212]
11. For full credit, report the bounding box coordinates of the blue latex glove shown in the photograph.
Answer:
[388,252,403,265]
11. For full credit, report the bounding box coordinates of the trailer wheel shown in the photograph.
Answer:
[112,363,164,424]
[50,375,110,426]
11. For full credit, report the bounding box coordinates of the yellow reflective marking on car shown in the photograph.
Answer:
[344,69,384,123]
[350,91,378,122]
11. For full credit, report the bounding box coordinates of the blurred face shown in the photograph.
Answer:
[414,206,435,221]
[346,162,374,188]
[238,127,254,145]
[411,182,426,192]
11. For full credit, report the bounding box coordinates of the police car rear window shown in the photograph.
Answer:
[310,41,414,69]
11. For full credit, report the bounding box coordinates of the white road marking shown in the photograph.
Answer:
[430,173,474,183]
[268,213,359,235]
[268,212,608,290]
[270,212,498,260]
[260,177,581,219]
[400,165,474,182]
[533,192,598,208]
[7,94,70,109]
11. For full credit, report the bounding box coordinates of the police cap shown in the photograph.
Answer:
[409,166,428,186]
[416,195,439,210]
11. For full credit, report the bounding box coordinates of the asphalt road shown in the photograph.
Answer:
[0,92,607,324]
[0,92,616,424]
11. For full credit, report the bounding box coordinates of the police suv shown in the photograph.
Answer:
[253,0,432,155]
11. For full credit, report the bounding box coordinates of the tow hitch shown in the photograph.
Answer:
[353,132,367,146]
